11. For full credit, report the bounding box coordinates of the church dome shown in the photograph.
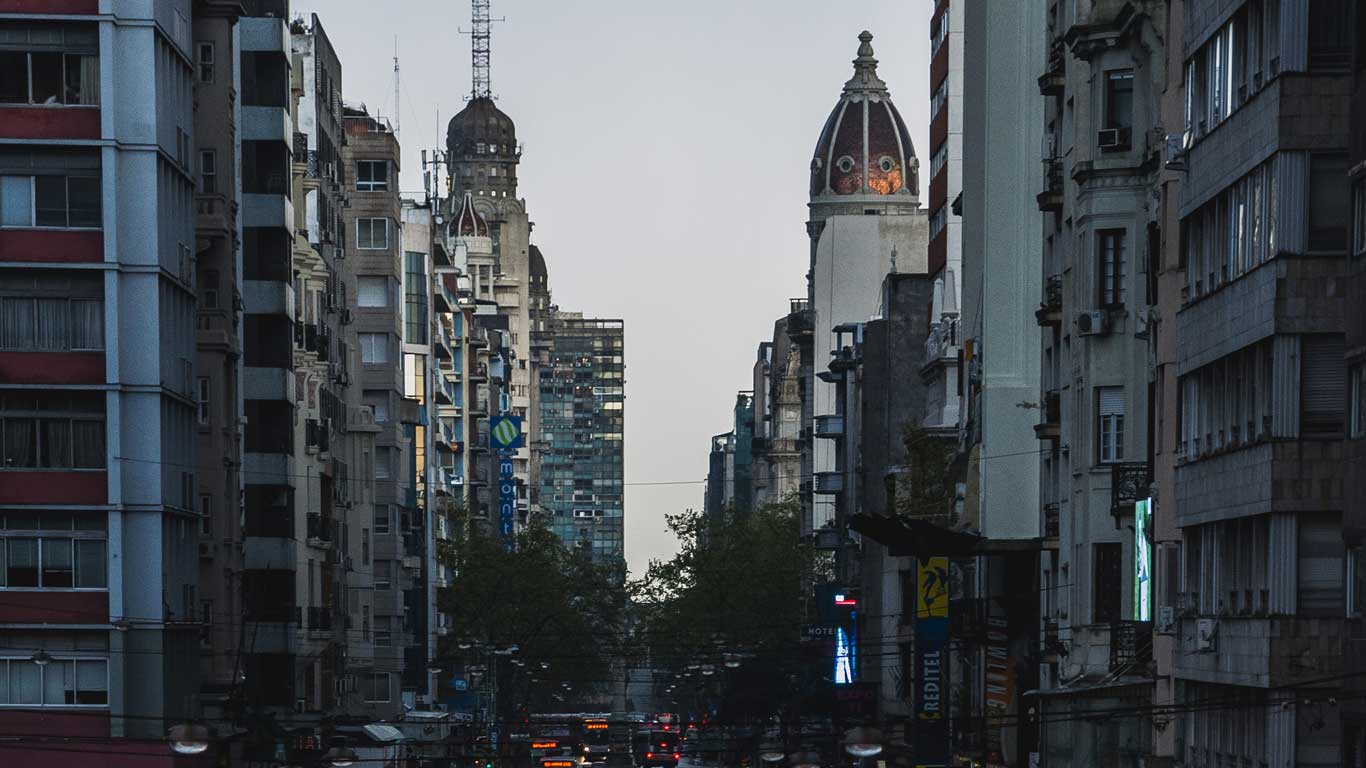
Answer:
[446,97,517,158]
[810,31,917,199]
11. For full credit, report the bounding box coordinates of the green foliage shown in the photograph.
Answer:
[892,424,957,524]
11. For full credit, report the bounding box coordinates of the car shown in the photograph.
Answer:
[642,730,681,768]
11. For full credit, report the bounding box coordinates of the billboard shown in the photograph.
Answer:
[1133,497,1152,621]
[914,557,949,768]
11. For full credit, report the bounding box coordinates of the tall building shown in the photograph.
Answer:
[806,31,927,542]
[1345,0,1366,755]
[1034,1,1164,763]
[0,0,201,762]
[1168,1,1352,763]
[750,316,803,508]
[538,312,625,566]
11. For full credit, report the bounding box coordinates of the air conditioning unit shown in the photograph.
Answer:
[1076,310,1111,336]
[1196,618,1217,652]
[1164,132,1188,171]
[1098,127,1130,150]
[1156,605,1175,634]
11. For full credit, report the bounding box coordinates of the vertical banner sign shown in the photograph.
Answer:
[1133,497,1153,621]
[915,557,949,768]
[984,617,1012,759]
[490,416,523,549]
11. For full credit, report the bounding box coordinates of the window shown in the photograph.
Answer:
[359,333,389,364]
[374,559,391,590]
[1104,70,1134,130]
[196,377,210,425]
[1353,176,1366,258]
[1299,514,1344,616]
[0,281,103,352]
[0,511,107,589]
[1301,335,1346,434]
[0,24,99,106]
[361,529,370,565]
[357,276,389,308]
[375,447,392,480]
[356,218,389,250]
[373,504,390,534]
[1349,544,1364,618]
[361,671,389,702]
[199,150,216,194]
[1308,154,1349,252]
[0,170,100,229]
[0,658,107,706]
[361,604,371,641]
[1352,363,1366,439]
[404,251,428,344]
[1097,229,1126,307]
[198,494,212,538]
[196,42,214,84]
[1093,543,1122,624]
[1,392,105,469]
[356,160,388,191]
[363,391,389,423]
[1097,387,1125,463]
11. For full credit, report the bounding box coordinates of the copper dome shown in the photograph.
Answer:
[446,97,517,158]
[810,32,916,199]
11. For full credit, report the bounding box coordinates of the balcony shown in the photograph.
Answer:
[1034,274,1063,327]
[469,363,489,383]
[814,414,844,439]
[1037,38,1065,95]
[1036,158,1063,212]
[196,194,235,237]
[306,513,334,549]
[435,324,453,360]
[1043,502,1060,540]
[813,471,844,495]
[243,104,291,143]
[1034,389,1060,441]
[1108,621,1153,673]
[924,317,959,363]
[1110,462,1150,518]
[435,375,455,405]
[787,298,814,338]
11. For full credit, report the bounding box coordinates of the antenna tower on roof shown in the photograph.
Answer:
[463,0,505,101]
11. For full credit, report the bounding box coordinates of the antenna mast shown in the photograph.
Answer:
[392,36,400,135]
[470,0,492,99]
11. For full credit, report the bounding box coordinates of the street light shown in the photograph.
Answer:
[842,727,884,758]
[167,723,211,755]
[323,744,359,767]
[722,653,741,669]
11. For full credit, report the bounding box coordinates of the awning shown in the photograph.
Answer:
[362,724,406,743]
[846,513,984,557]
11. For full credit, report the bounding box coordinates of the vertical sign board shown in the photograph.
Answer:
[1134,497,1152,621]
[915,556,949,768]
[490,416,523,549]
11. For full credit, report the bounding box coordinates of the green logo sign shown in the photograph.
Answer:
[490,416,523,450]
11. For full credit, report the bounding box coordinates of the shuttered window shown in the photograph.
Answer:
[1301,334,1346,434]
[1350,363,1366,438]
[1298,514,1343,616]
[1097,387,1125,462]
[357,276,388,308]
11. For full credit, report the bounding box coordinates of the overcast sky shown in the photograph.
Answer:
[293,0,932,577]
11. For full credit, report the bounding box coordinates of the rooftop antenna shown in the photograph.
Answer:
[461,0,504,100]
[392,35,400,135]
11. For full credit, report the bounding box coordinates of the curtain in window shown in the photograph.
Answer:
[75,539,105,588]
[69,299,102,350]
[71,419,103,468]
[10,660,41,704]
[1,176,32,227]
[40,538,72,587]
[41,418,71,468]
[3,418,36,468]
[65,54,98,105]
[7,539,38,587]
[74,660,106,704]
[1,297,33,348]
[35,298,67,350]
[41,660,68,705]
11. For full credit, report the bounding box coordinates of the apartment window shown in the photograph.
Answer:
[1097,387,1125,463]
[0,277,103,352]
[1,392,106,469]
[1352,363,1366,439]
[1,171,100,229]
[1302,335,1346,434]
[199,150,216,194]
[375,615,395,647]
[1097,229,1127,308]
[356,160,388,192]
[0,658,107,706]
[375,447,392,481]
[198,494,212,538]
[1349,544,1365,618]
[1308,154,1349,252]
[356,218,389,250]
[359,333,389,364]
[0,24,99,106]
[404,251,428,344]
[195,42,214,84]
[361,529,370,565]
[361,605,371,642]
[0,511,107,589]
[362,391,389,423]
[357,276,390,308]
[1299,514,1344,616]
[196,377,210,426]
[361,671,389,702]
[201,270,220,310]
[1104,70,1134,130]
[1093,543,1122,624]
[374,505,390,534]
[374,559,392,590]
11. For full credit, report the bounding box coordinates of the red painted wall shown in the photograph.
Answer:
[0,230,103,263]
[0,351,104,385]
[0,471,106,505]
[929,229,947,278]
[0,590,108,624]
[0,107,100,140]
[0,0,99,13]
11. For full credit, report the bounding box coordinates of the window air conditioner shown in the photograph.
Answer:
[1196,618,1217,652]
[1097,127,1130,150]
[1076,310,1110,336]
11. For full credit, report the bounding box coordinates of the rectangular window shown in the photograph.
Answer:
[356,218,389,250]
[1350,545,1364,618]
[1352,177,1366,258]
[362,390,389,423]
[356,160,388,191]
[362,671,388,702]
[374,559,391,590]
[1352,363,1366,439]
[196,42,214,84]
[1097,387,1125,463]
[373,504,390,534]
[1104,69,1134,130]
[199,150,216,194]
[0,173,100,229]
[404,251,428,344]
[196,377,210,425]
[357,276,389,308]
[1,392,105,469]
[0,293,104,352]
[1301,335,1346,435]
[0,658,107,706]
[1097,229,1127,307]
[1299,514,1344,616]
[1309,154,1349,252]
[0,27,99,107]
[198,493,212,538]
[375,615,393,647]
[361,529,370,565]
[1093,543,1122,624]
[375,447,392,480]
[359,333,388,364]
[0,512,107,589]
[361,604,371,642]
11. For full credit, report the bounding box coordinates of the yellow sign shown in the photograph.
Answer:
[918,557,949,618]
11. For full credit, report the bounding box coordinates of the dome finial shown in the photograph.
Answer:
[844,29,886,94]
[857,31,875,59]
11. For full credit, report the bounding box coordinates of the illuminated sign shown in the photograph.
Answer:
[499,454,516,547]
[543,761,577,767]
[1134,497,1152,622]
[834,625,855,684]
[833,593,858,607]
[584,723,609,731]
[914,556,950,768]
[532,742,559,750]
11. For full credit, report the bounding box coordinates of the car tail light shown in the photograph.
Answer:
[673,754,680,760]
[646,753,653,760]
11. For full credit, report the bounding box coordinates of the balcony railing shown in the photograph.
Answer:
[1043,502,1060,539]
[814,414,844,439]
[1037,38,1065,95]
[1037,158,1063,212]
[813,471,844,495]
[1034,390,1061,441]
[1035,274,1063,327]
[306,513,334,545]
[1110,462,1151,517]
[1108,620,1153,673]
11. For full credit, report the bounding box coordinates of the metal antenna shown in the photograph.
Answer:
[392,35,400,135]
[461,0,504,100]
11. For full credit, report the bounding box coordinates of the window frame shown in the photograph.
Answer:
[196,377,211,426]
[355,218,389,250]
[0,657,109,707]
[1350,362,1366,439]
[0,46,100,107]
[1097,386,1126,464]
[0,172,101,230]
[355,160,388,192]
[1,392,107,470]
[0,511,108,590]
[199,149,216,194]
[361,671,389,702]
[1097,229,1127,309]
[195,41,214,84]
[1103,69,1135,131]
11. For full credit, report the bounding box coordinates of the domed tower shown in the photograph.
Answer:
[446,98,520,201]
[807,32,920,247]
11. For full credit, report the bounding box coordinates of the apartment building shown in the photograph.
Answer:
[0,1,201,763]
[750,316,803,508]
[1170,1,1353,763]
[1345,0,1366,757]
[1034,1,1164,763]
